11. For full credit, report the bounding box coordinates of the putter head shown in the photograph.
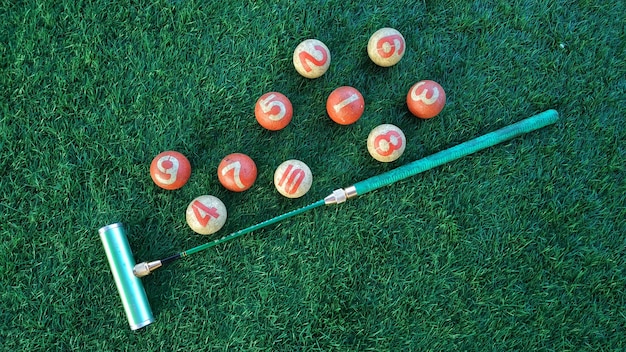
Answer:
[99,223,154,330]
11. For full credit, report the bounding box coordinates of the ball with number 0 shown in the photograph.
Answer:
[149,151,191,190]
[367,124,406,162]
[255,92,293,131]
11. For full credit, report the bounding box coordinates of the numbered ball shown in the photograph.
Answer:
[367,124,406,162]
[255,92,293,131]
[326,86,365,125]
[149,151,191,190]
[217,153,257,192]
[186,195,227,235]
[368,28,406,67]
[407,80,446,119]
[274,159,313,198]
[293,39,331,79]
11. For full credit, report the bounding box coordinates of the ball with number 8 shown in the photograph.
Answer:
[217,153,257,192]
[367,124,406,162]
[407,80,446,119]
[186,195,227,235]
[149,151,192,190]
[255,92,293,131]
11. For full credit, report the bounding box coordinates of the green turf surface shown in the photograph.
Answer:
[1,0,625,350]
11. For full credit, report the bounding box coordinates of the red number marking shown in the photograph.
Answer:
[278,164,306,195]
[298,45,328,72]
[191,200,220,227]
[374,131,403,156]
[377,34,405,58]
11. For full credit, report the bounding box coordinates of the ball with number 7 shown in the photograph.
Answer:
[217,153,257,192]
[255,92,293,131]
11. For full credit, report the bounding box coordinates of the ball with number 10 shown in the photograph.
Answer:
[255,92,293,131]
[274,159,313,198]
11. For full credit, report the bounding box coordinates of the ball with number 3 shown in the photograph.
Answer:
[217,153,257,192]
[149,150,191,190]
[255,92,293,131]
[407,80,446,119]
[367,124,406,162]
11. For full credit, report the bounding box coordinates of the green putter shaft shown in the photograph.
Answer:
[133,109,558,277]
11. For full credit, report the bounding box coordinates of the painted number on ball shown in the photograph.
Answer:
[259,94,287,121]
[333,93,360,113]
[191,200,220,227]
[377,34,405,58]
[221,161,245,189]
[277,164,306,195]
[374,131,403,156]
[410,82,440,105]
[155,156,179,185]
[298,45,328,72]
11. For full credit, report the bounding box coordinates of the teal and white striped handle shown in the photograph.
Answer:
[351,109,558,196]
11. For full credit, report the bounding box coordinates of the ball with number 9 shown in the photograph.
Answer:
[255,92,293,131]
[407,80,446,119]
[150,151,192,190]
[217,153,257,192]
[367,124,406,162]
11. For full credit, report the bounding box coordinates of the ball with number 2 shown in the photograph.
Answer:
[150,151,191,190]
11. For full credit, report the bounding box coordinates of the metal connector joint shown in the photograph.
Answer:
[133,261,162,278]
[324,188,347,205]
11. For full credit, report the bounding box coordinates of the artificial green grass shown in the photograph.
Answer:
[1,0,625,350]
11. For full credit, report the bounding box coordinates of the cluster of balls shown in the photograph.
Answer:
[149,28,446,236]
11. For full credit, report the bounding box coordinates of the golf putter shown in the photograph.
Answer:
[100,109,558,329]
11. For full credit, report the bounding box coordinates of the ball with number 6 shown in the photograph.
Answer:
[407,80,446,119]
[255,92,293,131]
[149,151,191,190]
[367,28,405,67]
[274,159,313,198]
[186,195,227,235]
[217,153,257,192]
[367,124,406,162]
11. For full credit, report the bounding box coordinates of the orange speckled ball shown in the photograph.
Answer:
[149,151,191,190]
[406,80,446,119]
[326,86,364,125]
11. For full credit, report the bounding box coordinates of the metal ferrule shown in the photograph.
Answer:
[99,223,155,330]
[324,186,359,205]
[133,261,162,278]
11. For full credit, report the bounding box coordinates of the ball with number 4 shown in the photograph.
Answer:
[326,86,365,125]
[218,153,257,192]
[255,92,293,131]
[367,124,406,162]
[186,195,227,235]
[274,159,313,198]
[150,151,191,190]
[293,39,331,79]
[367,28,405,67]
[407,80,446,119]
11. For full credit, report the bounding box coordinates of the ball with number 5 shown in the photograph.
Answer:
[149,150,191,190]
[407,80,446,119]
[255,92,293,131]
[217,153,257,192]
[186,195,227,235]
[367,124,406,162]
